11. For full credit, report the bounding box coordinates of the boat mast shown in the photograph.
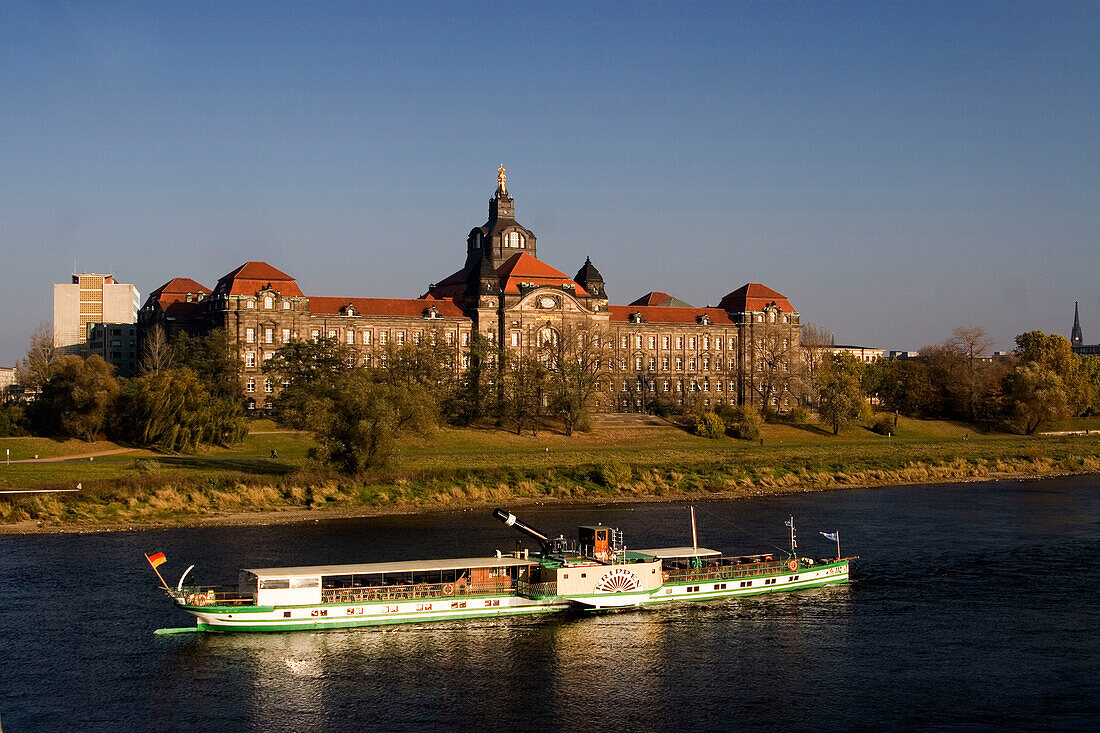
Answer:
[788,516,797,555]
[690,506,698,552]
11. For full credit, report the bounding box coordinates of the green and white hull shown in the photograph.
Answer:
[167,558,852,634]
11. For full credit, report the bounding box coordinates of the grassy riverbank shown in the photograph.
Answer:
[2,416,1099,533]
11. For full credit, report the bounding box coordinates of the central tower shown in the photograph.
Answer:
[464,166,538,276]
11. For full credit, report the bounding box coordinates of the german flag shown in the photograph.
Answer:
[147,552,167,568]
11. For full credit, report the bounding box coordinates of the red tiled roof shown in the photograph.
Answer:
[628,291,693,307]
[307,296,467,319]
[717,283,795,314]
[496,253,588,295]
[608,305,736,325]
[214,261,304,298]
[142,277,211,318]
[423,268,468,299]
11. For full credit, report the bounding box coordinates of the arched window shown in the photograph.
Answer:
[263,295,273,309]
[539,327,558,347]
[506,231,524,248]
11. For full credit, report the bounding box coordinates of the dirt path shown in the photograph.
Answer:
[7,448,139,464]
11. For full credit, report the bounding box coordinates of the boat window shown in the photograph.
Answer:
[259,578,290,590]
[291,577,319,589]
[323,574,355,589]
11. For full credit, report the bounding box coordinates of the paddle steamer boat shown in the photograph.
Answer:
[148,508,854,634]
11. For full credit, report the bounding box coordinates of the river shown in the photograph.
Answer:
[2,475,1098,731]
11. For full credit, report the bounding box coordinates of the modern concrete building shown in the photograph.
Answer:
[53,273,140,374]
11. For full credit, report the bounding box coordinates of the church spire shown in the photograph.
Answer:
[1071,301,1083,346]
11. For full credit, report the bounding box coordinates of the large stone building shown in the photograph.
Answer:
[140,170,801,413]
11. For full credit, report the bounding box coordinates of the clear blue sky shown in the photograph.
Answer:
[2,1,1097,365]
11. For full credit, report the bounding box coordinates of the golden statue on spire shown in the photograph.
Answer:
[498,164,507,194]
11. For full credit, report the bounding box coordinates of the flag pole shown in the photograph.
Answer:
[145,553,171,592]
[835,531,841,561]
[690,506,698,553]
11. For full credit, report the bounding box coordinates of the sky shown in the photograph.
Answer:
[1,1,1098,365]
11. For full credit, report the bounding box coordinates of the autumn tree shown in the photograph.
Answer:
[27,355,119,441]
[304,370,437,473]
[816,354,867,435]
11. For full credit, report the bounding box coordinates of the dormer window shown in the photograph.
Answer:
[697,314,711,325]
[423,305,441,319]
[263,295,274,309]
[342,304,356,317]
[630,312,646,324]
[506,231,524,248]
[282,301,291,310]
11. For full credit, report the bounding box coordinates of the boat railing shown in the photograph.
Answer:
[662,559,798,583]
[319,578,515,605]
[176,585,255,607]
[515,580,558,598]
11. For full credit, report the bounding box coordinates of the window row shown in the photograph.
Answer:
[244,327,469,347]
[608,356,738,371]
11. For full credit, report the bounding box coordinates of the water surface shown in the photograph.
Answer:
[2,476,1098,731]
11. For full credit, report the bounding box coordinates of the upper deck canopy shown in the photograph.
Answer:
[243,556,538,579]
[634,547,722,559]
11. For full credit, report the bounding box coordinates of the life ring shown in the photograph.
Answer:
[788,559,799,572]
[442,584,454,596]
[195,596,207,607]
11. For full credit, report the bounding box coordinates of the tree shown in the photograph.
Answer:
[174,328,246,402]
[500,350,548,435]
[817,355,866,435]
[305,370,437,473]
[138,324,174,375]
[540,320,607,436]
[114,368,247,452]
[877,358,933,416]
[450,333,495,425]
[16,322,61,390]
[949,327,996,419]
[1005,363,1069,434]
[27,355,119,441]
[798,322,834,408]
[750,322,805,412]
[1013,331,1090,416]
[263,337,354,428]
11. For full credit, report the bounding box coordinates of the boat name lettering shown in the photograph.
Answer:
[310,609,328,617]
[450,601,467,609]
[384,605,399,613]
[346,607,365,616]
[416,603,433,612]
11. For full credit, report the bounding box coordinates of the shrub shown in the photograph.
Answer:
[596,460,632,489]
[692,412,726,439]
[871,415,894,435]
[728,406,764,441]
[788,405,812,425]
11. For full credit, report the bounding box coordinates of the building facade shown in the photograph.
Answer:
[140,171,801,413]
[53,273,140,376]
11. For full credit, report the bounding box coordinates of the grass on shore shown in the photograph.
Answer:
[2,415,1099,529]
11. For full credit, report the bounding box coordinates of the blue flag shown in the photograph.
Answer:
[820,531,839,542]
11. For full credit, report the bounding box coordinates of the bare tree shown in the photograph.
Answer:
[139,324,175,375]
[539,319,607,436]
[797,322,833,407]
[751,322,805,412]
[16,322,61,390]
[948,326,996,422]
